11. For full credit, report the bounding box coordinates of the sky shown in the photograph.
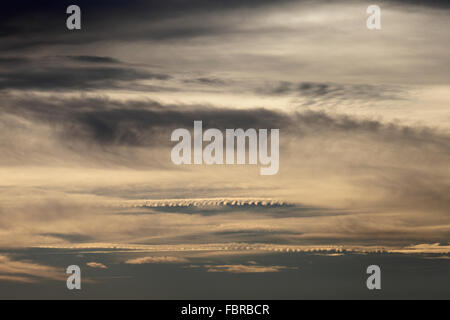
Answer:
[0,0,448,299]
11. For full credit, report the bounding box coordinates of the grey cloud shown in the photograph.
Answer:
[0,57,30,66]
[258,81,407,101]
[0,66,170,91]
[1,95,287,146]
[2,0,447,51]
[184,77,228,86]
[210,229,304,244]
[2,95,448,151]
[1,95,448,224]
[65,55,121,64]
[386,0,450,8]
[0,0,297,51]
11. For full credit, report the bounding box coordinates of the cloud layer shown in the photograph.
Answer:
[0,0,448,298]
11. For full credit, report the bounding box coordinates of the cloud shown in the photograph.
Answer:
[390,243,450,254]
[0,0,298,49]
[125,256,188,264]
[0,0,448,254]
[120,197,288,208]
[0,66,170,91]
[205,264,293,273]
[2,94,448,150]
[387,0,450,8]
[0,275,36,283]
[257,81,406,102]
[0,93,448,248]
[86,262,108,269]
[1,0,448,52]
[35,242,450,255]
[184,77,228,86]
[0,57,30,66]
[0,255,63,283]
[41,233,93,243]
[65,55,121,64]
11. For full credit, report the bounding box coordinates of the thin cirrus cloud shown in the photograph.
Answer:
[125,256,189,264]
[203,264,294,273]
[86,262,108,269]
[0,255,63,283]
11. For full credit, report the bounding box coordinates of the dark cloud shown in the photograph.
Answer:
[257,81,406,101]
[2,95,449,151]
[184,77,228,86]
[1,0,448,52]
[0,57,30,66]
[65,55,121,64]
[122,203,346,219]
[0,95,286,146]
[0,66,170,91]
[386,0,450,8]
[69,104,288,146]
[0,0,297,50]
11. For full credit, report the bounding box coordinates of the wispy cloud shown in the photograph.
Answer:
[0,255,63,283]
[35,243,450,255]
[204,264,294,273]
[125,256,188,264]
[86,262,108,269]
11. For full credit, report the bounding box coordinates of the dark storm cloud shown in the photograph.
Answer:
[2,95,449,153]
[0,66,170,91]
